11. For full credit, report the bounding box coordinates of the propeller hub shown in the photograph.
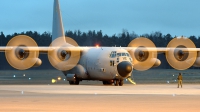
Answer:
[139,51,144,57]
[61,50,67,59]
[15,47,29,60]
[178,50,184,60]
[19,49,25,59]
[174,45,188,61]
[135,47,149,62]
[59,50,71,61]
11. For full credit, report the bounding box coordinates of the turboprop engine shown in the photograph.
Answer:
[193,57,200,67]
[193,51,200,67]
[5,35,40,70]
[128,37,161,71]
[33,58,42,67]
[48,37,81,71]
[166,36,197,70]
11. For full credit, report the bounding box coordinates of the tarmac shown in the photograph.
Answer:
[0,84,200,112]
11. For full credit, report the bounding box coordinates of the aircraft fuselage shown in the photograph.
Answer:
[64,47,133,84]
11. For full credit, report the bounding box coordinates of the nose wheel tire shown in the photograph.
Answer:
[114,80,119,86]
[114,79,124,86]
[119,79,124,86]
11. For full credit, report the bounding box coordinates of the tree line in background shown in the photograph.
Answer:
[0,30,200,70]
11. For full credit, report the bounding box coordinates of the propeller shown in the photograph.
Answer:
[166,36,197,70]
[5,35,39,70]
[48,37,80,71]
[128,37,157,71]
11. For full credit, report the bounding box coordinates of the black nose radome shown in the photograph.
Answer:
[117,61,133,77]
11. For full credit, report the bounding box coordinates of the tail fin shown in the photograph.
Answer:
[52,0,65,42]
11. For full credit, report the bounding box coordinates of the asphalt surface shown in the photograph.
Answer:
[0,84,200,112]
[0,69,200,111]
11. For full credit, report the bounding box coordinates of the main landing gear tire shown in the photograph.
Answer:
[102,80,113,85]
[69,78,80,85]
[114,80,119,86]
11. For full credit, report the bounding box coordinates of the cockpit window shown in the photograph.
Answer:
[112,54,116,57]
[122,53,126,56]
[126,53,130,57]
[111,52,130,58]
[110,51,117,58]
[117,53,121,57]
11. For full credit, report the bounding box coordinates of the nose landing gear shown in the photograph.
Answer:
[114,79,123,86]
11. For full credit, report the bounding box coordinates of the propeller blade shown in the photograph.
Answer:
[128,37,157,71]
[48,37,80,71]
[5,35,39,70]
[166,36,197,70]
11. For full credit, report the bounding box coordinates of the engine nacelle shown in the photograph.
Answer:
[193,57,200,67]
[66,65,87,81]
[152,59,161,67]
[33,58,42,67]
[66,74,76,81]
[72,64,88,79]
[192,51,200,67]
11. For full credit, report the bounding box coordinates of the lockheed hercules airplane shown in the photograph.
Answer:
[2,0,200,86]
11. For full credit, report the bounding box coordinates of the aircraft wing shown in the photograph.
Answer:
[1,46,200,52]
[0,46,82,52]
[1,34,200,71]
[125,47,200,53]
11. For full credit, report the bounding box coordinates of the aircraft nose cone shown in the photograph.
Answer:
[117,61,133,77]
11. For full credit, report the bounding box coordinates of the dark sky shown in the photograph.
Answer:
[0,0,200,37]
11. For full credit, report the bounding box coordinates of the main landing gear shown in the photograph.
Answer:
[102,79,123,86]
[69,77,80,85]
[102,80,113,85]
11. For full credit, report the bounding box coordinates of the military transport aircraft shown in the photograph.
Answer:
[1,0,200,86]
